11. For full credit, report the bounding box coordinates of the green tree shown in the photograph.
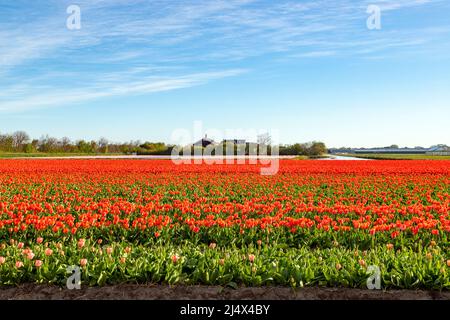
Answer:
[309,142,327,156]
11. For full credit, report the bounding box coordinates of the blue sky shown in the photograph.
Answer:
[0,0,449,148]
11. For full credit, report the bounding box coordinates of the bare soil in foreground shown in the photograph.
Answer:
[0,284,449,300]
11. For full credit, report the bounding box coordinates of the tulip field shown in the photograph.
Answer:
[0,159,449,289]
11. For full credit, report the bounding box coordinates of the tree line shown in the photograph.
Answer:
[278,142,327,156]
[0,131,144,154]
[0,131,327,156]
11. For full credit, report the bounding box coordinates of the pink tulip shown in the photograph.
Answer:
[80,258,88,267]
[78,238,86,249]
[0,256,6,264]
[35,260,43,268]
[16,261,24,268]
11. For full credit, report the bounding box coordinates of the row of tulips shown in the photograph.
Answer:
[1,237,449,288]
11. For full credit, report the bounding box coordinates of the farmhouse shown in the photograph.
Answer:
[193,136,248,148]
[223,139,246,145]
[193,134,216,148]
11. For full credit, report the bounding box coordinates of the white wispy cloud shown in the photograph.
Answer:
[373,0,434,11]
[291,51,336,58]
[0,0,447,113]
[0,69,246,112]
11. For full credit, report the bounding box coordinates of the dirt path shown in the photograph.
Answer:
[0,284,448,300]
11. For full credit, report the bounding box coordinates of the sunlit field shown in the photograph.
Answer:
[0,160,449,289]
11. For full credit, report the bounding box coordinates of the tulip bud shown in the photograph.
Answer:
[77,239,86,249]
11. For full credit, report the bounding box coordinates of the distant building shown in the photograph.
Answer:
[332,144,450,155]
[193,135,216,148]
[426,144,450,155]
[222,139,246,145]
[328,148,354,154]
[353,147,427,154]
